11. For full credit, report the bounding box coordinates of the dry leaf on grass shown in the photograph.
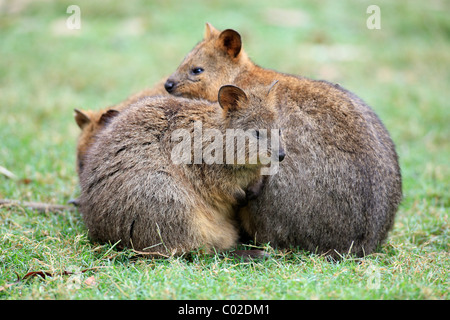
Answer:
[84,276,96,286]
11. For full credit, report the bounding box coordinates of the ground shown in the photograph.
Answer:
[0,0,448,299]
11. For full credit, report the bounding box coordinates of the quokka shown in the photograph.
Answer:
[164,23,402,257]
[78,84,285,255]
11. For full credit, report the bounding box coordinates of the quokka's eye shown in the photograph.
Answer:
[191,67,204,75]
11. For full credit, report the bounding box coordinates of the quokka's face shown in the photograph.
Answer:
[225,127,285,168]
[164,24,243,102]
[164,42,232,101]
[221,87,286,169]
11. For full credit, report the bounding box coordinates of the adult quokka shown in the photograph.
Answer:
[78,84,285,255]
[164,23,402,257]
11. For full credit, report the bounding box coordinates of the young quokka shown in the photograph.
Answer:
[78,84,285,255]
[164,23,402,257]
[74,108,119,175]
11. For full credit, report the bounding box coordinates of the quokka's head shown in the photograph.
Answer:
[165,23,246,102]
[217,83,285,171]
[74,108,119,174]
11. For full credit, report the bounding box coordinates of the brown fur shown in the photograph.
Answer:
[78,85,284,255]
[164,23,402,257]
[74,77,169,174]
[114,76,169,110]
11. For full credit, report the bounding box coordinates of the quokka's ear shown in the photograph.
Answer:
[99,109,119,125]
[204,22,220,39]
[218,85,248,113]
[218,29,242,58]
[74,109,91,129]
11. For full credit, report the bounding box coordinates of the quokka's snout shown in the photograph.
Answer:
[164,78,177,93]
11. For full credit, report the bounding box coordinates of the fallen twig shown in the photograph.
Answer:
[132,249,171,258]
[0,199,76,213]
[0,166,16,179]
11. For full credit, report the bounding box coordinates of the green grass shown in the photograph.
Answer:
[0,0,448,300]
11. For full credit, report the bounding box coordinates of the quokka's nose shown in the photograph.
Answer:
[164,79,176,93]
[278,150,286,162]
